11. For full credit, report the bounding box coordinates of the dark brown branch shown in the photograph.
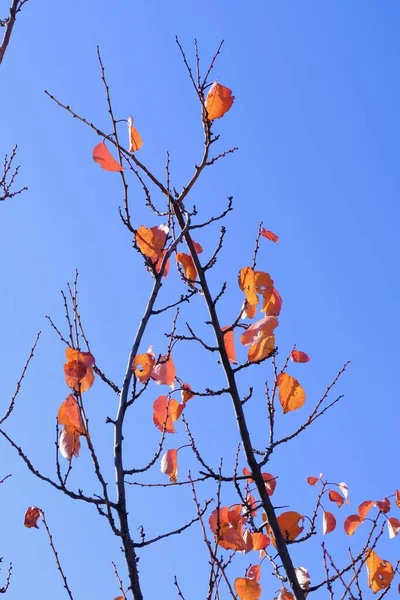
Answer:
[0,0,29,66]
[0,145,27,200]
[41,511,75,600]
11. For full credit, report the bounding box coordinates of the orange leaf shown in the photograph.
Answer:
[247,565,261,583]
[388,517,400,539]
[160,449,178,483]
[151,354,176,389]
[366,549,394,593]
[155,250,170,278]
[132,352,155,383]
[65,348,95,366]
[24,506,41,529]
[127,116,143,152]
[209,506,246,551]
[375,498,391,513]
[395,490,400,508]
[64,348,95,393]
[275,511,304,543]
[344,514,363,535]
[290,350,310,363]
[176,252,197,282]
[277,373,306,413]
[322,510,336,534]
[245,494,258,517]
[234,577,261,600]
[152,396,184,433]
[261,228,278,243]
[307,474,322,486]
[192,240,203,254]
[252,532,270,550]
[181,383,194,404]
[59,427,81,460]
[209,507,230,534]
[262,287,282,316]
[254,271,274,297]
[238,267,258,313]
[57,394,85,435]
[136,224,168,261]
[205,82,234,120]
[358,500,374,520]
[243,467,276,496]
[248,334,275,363]
[328,489,345,508]
[222,327,237,364]
[278,588,295,600]
[240,316,278,347]
[92,141,123,172]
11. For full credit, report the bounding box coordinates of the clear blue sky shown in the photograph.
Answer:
[1,1,400,598]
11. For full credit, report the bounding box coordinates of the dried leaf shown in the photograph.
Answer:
[176,252,197,282]
[65,348,95,366]
[252,532,270,550]
[155,250,170,278]
[59,427,81,460]
[278,588,295,600]
[180,383,194,404]
[205,82,234,120]
[261,228,278,243]
[127,115,143,152]
[277,373,306,413]
[152,396,184,433]
[344,514,363,535]
[328,489,345,508]
[57,394,85,435]
[396,490,400,508]
[234,577,261,600]
[160,449,178,483]
[132,352,155,383]
[24,506,41,529]
[151,354,176,389]
[239,267,258,312]
[192,240,203,254]
[388,517,400,539]
[338,482,350,505]
[64,348,95,392]
[245,494,258,517]
[208,506,246,551]
[290,350,310,363]
[222,326,237,364]
[254,271,273,297]
[136,224,168,261]
[366,549,394,593]
[295,567,311,591]
[92,141,123,172]
[322,510,336,534]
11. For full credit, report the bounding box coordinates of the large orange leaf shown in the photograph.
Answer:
[59,427,81,460]
[322,510,336,534]
[205,82,234,120]
[127,116,143,152]
[248,334,275,362]
[366,549,394,593]
[208,506,246,551]
[132,352,155,383]
[65,348,95,366]
[290,350,310,363]
[262,287,282,316]
[136,224,168,261]
[234,577,261,600]
[161,449,178,483]
[24,506,41,529]
[176,252,197,282]
[151,354,176,389]
[222,326,237,364]
[252,532,270,550]
[64,347,95,392]
[276,511,304,543]
[153,396,184,433]
[92,141,123,172]
[57,394,85,435]
[277,373,306,413]
[254,271,273,297]
[344,514,363,535]
[261,228,278,243]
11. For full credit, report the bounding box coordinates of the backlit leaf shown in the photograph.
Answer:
[252,532,270,550]
[24,506,41,529]
[57,395,85,435]
[240,316,278,347]
[234,577,261,600]
[307,474,322,486]
[295,567,311,591]
[59,427,81,460]
[152,396,184,433]
[290,350,310,363]
[322,510,336,534]
[388,517,400,539]
[248,334,275,362]
[396,490,400,508]
[366,549,394,593]
[243,467,276,496]
[276,511,304,543]
[205,82,234,120]
[338,482,350,505]
[277,373,306,413]
[92,141,123,172]
[344,514,363,535]
[132,352,155,383]
[222,326,237,364]
[127,115,143,152]
[64,348,95,393]
[278,588,295,600]
[176,252,197,282]
[161,449,178,483]
[247,565,261,583]
[262,288,282,316]
[358,500,374,520]
[180,383,194,404]
[375,498,391,513]
[328,489,345,508]
[136,224,168,261]
[151,354,176,389]
[261,228,278,243]
[239,267,258,312]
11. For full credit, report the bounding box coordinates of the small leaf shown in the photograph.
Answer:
[358,500,374,520]
[234,577,261,600]
[247,565,261,583]
[295,567,311,591]
[192,240,203,254]
[388,517,400,539]
[307,474,322,486]
[24,506,41,529]
[59,427,81,460]
[205,82,234,120]
[375,498,391,513]
[338,482,350,505]
[176,252,197,282]
[180,383,194,404]
[277,373,306,413]
[328,489,344,508]
[127,115,143,152]
[92,141,123,172]
[322,510,336,534]
[136,224,168,261]
[344,514,363,535]
[366,549,394,593]
[243,467,276,496]
[151,354,176,389]
[278,588,295,600]
[290,350,310,363]
[395,490,400,508]
[222,326,237,364]
[240,316,278,347]
[161,449,178,483]
[261,228,278,243]
[132,352,155,383]
[64,348,95,392]
[269,512,304,546]
[252,532,270,550]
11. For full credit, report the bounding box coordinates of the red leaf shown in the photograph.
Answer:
[375,498,391,513]
[322,510,336,534]
[328,489,344,508]
[358,500,374,520]
[344,514,363,535]
[261,228,278,243]
[290,350,310,363]
[24,506,41,529]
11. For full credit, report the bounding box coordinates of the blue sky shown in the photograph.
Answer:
[1,1,400,598]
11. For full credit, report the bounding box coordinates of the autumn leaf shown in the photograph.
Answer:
[208,506,246,551]
[290,350,310,363]
[254,271,273,297]
[396,490,400,508]
[24,506,41,529]
[234,577,261,600]
[132,351,155,383]
[338,482,350,505]
[240,316,278,347]
[153,396,184,433]
[64,347,95,393]
[366,549,394,593]
[295,567,311,591]
[92,141,123,172]
[192,240,203,254]
[127,115,143,152]
[57,394,85,435]
[160,449,178,483]
[136,224,168,261]
[262,287,282,316]
[180,383,194,404]
[277,373,306,413]
[375,498,391,513]
[278,588,295,600]
[176,252,197,282]
[328,489,345,508]
[252,532,270,550]
[247,565,261,583]
[154,250,170,278]
[59,427,81,460]
[387,517,400,539]
[275,511,304,543]
[205,82,234,120]
[243,467,276,496]
[151,354,176,389]
[245,494,258,518]
[322,510,336,534]
[344,514,363,535]
[307,474,322,486]
[238,267,258,315]
[358,500,374,520]
[221,326,237,364]
[261,228,278,243]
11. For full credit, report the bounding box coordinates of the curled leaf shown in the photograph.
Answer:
[328,489,345,508]
[92,141,123,172]
[388,517,400,539]
[295,567,311,591]
[57,394,85,435]
[375,498,391,513]
[161,449,178,483]
[358,500,374,520]
[180,383,194,404]
[307,474,322,486]
[322,510,336,534]
[240,316,278,347]
[127,115,143,152]
[277,373,306,413]
[262,287,282,316]
[243,467,276,496]
[261,228,278,243]
[59,427,81,460]
[136,224,168,261]
[290,350,310,363]
[247,565,261,583]
[278,588,295,600]
[344,514,363,535]
[24,506,41,529]
[205,82,234,120]
[151,354,176,389]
